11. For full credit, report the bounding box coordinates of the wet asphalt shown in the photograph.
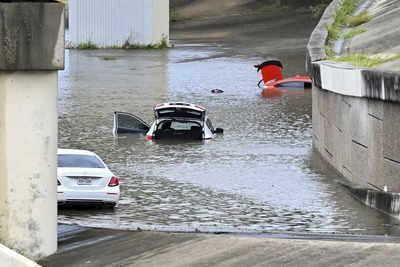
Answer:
[39,224,400,266]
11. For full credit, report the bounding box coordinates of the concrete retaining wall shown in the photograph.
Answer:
[307,0,400,216]
[341,183,400,216]
[0,244,41,267]
[312,72,400,192]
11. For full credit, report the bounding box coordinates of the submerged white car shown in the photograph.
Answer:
[113,102,223,140]
[57,149,120,208]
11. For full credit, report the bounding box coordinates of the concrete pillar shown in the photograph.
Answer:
[144,0,170,44]
[0,2,64,260]
[150,0,170,44]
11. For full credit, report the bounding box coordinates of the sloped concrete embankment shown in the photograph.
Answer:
[306,0,400,217]
[0,244,40,267]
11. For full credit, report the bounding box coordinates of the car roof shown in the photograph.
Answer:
[267,75,311,86]
[57,148,97,156]
[154,102,206,112]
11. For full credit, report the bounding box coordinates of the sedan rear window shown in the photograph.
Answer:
[58,154,105,168]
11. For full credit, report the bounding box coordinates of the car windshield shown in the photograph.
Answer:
[58,154,105,168]
[275,81,307,88]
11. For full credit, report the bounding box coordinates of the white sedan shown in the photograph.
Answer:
[57,149,120,208]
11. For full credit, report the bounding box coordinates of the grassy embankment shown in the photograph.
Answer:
[325,0,400,67]
[333,54,400,67]
[170,8,185,22]
[326,0,370,41]
[261,1,330,17]
[261,4,289,12]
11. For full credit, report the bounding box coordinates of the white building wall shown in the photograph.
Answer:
[69,0,169,48]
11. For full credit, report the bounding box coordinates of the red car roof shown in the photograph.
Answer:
[265,75,311,87]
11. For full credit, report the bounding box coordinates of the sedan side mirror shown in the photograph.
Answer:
[214,128,224,134]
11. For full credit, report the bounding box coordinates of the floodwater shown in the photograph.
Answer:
[58,43,400,236]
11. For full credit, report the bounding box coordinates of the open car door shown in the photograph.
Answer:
[113,111,150,135]
[254,60,283,87]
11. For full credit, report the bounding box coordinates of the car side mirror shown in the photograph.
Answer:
[214,128,224,134]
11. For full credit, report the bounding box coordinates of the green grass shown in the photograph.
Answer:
[310,1,330,19]
[122,36,169,49]
[343,27,367,39]
[76,41,97,49]
[74,36,169,50]
[327,25,340,41]
[327,0,359,41]
[347,11,372,27]
[170,8,184,22]
[325,45,336,58]
[333,54,400,67]
[122,43,159,49]
[158,36,169,48]
[261,4,289,12]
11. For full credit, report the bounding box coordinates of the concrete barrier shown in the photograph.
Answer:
[307,0,400,217]
[0,244,41,267]
[0,2,64,259]
[0,2,64,70]
[341,182,400,216]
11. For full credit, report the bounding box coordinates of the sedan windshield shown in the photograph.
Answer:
[58,154,105,168]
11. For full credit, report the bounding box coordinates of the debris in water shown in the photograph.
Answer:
[211,89,224,93]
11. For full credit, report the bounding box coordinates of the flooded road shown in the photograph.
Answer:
[58,43,400,236]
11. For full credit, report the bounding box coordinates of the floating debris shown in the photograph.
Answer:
[101,56,117,61]
[211,89,224,93]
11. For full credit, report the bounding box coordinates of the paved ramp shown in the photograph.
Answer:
[39,225,400,267]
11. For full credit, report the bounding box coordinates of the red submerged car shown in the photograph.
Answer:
[254,60,312,97]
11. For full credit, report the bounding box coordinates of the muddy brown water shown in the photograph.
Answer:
[58,42,400,236]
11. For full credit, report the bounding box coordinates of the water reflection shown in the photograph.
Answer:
[58,44,400,236]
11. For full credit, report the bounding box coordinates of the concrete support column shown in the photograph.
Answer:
[0,2,64,260]
[151,0,170,44]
